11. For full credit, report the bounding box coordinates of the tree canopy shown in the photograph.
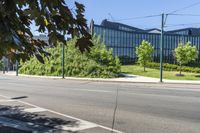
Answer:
[175,42,198,75]
[136,40,154,72]
[0,0,92,63]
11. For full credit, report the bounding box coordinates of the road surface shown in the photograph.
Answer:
[0,75,200,133]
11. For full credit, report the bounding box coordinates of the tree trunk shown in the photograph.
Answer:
[180,63,182,75]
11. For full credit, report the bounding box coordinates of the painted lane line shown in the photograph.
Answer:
[73,89,112,93]
[18,101,122,133]
[162,88,200,92]
[123,91,200,101]
[55,121,97,132]
[23,107,47,113]
[0,94,98,132]
[0,99,16,102]
[0,94,123,133]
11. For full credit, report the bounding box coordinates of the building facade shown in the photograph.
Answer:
[1,34,49,71]
[167,28,200,36]
[92,20,200,64]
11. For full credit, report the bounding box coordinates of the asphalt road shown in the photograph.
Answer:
[0,75,200,133]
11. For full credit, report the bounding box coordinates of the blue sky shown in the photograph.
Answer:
[68,0,200,29]
[32,0,200,35]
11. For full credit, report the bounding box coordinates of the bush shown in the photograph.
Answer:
[19,36,121,78]
[146,62,200,73]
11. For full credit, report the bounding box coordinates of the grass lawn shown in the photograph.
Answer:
[121,65,200,80]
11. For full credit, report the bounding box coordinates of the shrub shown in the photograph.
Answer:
[19,36,121,78]
[146,62,200,73]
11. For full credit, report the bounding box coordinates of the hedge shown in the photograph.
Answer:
[146,62,200,73]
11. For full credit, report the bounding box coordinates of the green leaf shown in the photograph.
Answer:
[0,0,92,62]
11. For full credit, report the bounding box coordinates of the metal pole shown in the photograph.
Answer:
[3,62,5,74]
[90,19,94,36]
[160,13,164,82]
[62,43,65,79]
[2,58,5,74]
[16,60,18,76]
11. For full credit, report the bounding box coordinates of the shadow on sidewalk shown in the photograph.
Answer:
[118,73,136,78]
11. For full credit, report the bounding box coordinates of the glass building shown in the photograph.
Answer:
[91,20,200,64]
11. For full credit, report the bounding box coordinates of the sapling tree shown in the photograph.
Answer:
[174,42,198,75]
[136,40,154,72]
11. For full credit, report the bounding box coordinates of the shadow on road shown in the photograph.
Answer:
[0,105,78,133]
[11,96,28,100]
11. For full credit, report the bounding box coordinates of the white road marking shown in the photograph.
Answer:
[0,94,123,133]
[23,107,47,113]
[73,89,112,93]
[124,91,200,101]
[56,121,97,132]
[162,88,200,92]
[76,85,200,95]
[0,99,16,102]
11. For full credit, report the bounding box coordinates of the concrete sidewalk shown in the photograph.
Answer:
[1,71,200,84]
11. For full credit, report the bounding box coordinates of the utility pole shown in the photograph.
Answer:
[62,43,65,79]
[160,13,164,82]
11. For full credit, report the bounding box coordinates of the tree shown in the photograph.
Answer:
[0,0,92,63]
[175,42,198,75]
[136,40,154,72]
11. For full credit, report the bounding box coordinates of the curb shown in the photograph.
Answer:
[2,73,200,85]
[19,74,162,84]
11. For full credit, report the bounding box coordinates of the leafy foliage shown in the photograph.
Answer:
[175,42,198,75]
[146,62,200,73]
[0,0,92,62]
[136,40,154,71]
[19,37,121,78]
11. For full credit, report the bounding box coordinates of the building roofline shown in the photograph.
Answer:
[145,28,161,32]
[101,19,145,31]
[94,24,200,37]
[167,27,200,32]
